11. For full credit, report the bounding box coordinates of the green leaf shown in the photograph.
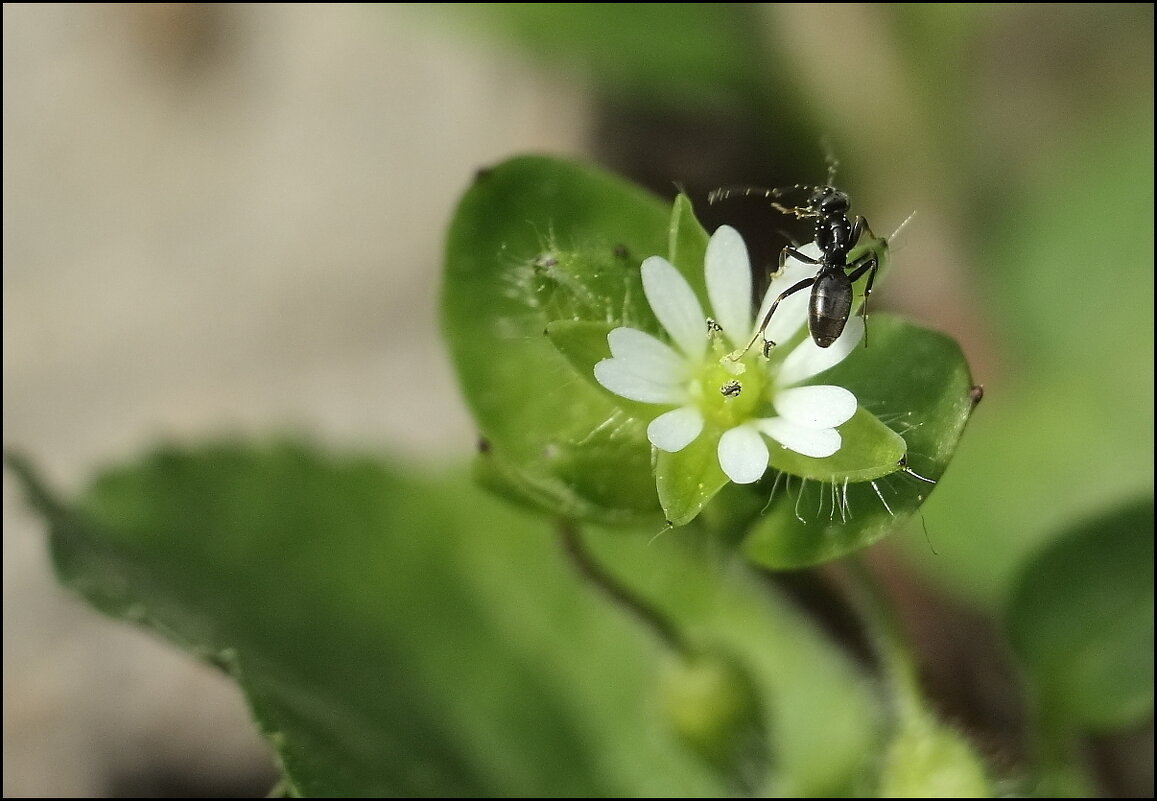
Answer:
[445,158,973,547]
[743,315,977,569]
[10,444,720,796]
[543,319,655,423]
[8,442,885,796]
[1005,498,1154,733]
[442,155,670,524]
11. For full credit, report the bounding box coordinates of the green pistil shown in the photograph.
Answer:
[694,338,767,429]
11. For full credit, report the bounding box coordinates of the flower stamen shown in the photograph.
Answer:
[593,225,861,484]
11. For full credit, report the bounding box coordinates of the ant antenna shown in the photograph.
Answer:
[887,210,918,248]
[708,186,777,206]
[820,136,840,186]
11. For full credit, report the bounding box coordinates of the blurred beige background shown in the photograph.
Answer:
[3,4,589,795]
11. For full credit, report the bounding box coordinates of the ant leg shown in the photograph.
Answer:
[844,215,880,345]
[732,276,815,359]
[846,252,879,347]
[847,215,878,248]
[779,245,821,272]
[770,201,817,221]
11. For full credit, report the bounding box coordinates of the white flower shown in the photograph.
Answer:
[593,225,862,485]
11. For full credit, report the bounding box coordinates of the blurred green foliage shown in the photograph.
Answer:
[11,3,1153,797]
[431,2,1154,608]
[10,443,888,796]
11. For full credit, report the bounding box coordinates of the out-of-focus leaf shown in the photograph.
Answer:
[901,116,1153,606]
[8,442,886,796]
[10,445,715,796]
[429,4,764,109]
[1005,498,1154,732]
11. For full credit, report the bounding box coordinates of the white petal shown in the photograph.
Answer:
[793,242,824,262]
[704,225,753,350]
[755,418,842,458]
[641,256,707,360]
[773,385,857,428]
[647,407,704,452]
[776,315,864,387]
[606,327,685,383]
[717,424,769,484]
[594,358,685,404]
[751,253,818,346]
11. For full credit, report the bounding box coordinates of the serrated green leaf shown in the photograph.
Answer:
[1005,498,1154,733]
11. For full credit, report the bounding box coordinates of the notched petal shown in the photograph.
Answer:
[717,424,770,484]
[606,327,685,382]
[756,418,842,459]
[753,257,817,346]
[777,315,864,387]
[704,225,753,349]
[774,385,857,429]
[594,358,685,404]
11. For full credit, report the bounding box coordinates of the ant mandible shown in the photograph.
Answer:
[709,159,879,357]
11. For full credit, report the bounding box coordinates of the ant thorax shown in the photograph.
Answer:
[709,179,880,355]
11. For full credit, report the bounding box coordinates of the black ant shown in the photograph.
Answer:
[709,164,880,357]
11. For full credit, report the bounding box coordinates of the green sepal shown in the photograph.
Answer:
[768,407,907,482]
[666,193,711,296]
[654,427,731,526]
[742,315,976,569]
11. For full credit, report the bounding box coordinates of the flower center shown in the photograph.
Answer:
[692,335,768,429]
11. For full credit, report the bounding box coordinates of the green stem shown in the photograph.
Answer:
[557,520,688,655]
[842,554,924,721]
[843,556,996,796]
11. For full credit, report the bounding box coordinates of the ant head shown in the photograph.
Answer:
[808,185,849,215]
